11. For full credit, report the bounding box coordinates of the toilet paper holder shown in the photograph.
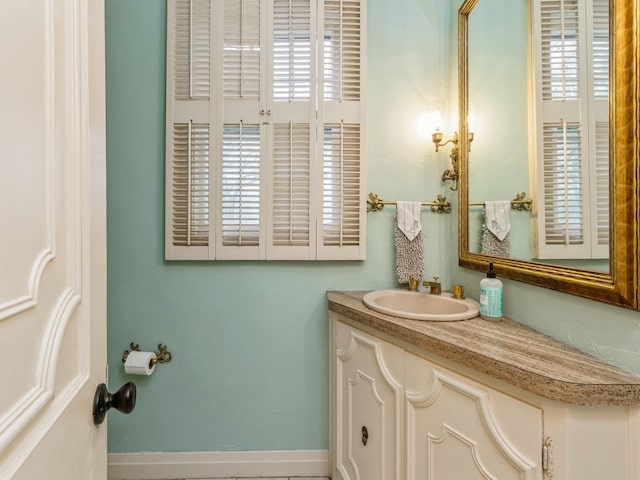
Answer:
[122,342,173,366]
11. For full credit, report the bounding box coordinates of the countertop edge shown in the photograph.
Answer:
[328,291,640,406]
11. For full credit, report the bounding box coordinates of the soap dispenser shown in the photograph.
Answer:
[480,262,503,321]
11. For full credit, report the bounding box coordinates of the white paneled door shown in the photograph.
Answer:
[0,1,108,478]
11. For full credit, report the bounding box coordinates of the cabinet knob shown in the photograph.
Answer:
[361,425,369,445]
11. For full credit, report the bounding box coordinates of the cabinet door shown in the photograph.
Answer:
[404,352,543,480]
[334,321,404,480]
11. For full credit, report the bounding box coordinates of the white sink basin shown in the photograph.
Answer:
[362,290,480,321]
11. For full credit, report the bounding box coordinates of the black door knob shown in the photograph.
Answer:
[92,382,137,425]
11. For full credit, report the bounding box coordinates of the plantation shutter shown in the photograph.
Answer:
[166,0,212,260]
[533,0,608,259]
[267,0,318,259]
[586,0,609,258]
[593,121,609,249]
[220,122,262,250]
[213,0,266,259]
[166,0,366,260]
[317,0,366,260]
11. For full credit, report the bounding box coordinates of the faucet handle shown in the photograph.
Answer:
[422,276,442,295]
[452,284,465,299]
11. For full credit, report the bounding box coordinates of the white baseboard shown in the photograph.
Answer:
[107,449,329,479]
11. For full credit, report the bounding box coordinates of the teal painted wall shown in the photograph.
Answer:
[466,0,530,258]
[106,0,640,455]
[106,0,452,453]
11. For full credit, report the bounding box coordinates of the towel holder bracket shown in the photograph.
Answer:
[468,192,533,212]
[367,192,452,214]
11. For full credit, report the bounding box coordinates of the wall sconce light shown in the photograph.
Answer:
[432,129,474,191]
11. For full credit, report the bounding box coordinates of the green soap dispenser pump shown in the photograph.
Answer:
[480,262,503,321]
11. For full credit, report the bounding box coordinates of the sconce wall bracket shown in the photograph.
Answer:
[432,130,473,191]
[433,131,460,191]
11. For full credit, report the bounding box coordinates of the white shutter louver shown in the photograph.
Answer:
[174,0,211,99]
[273,0,311,101]
[272,122,311,246]
[591,0,609,99]
[172,122,211,246]
[222,123,261,246]
[541,0,580,100]
[594,121,609,246]
[323,0,361,101]
[323,122,361,247]
[588,0,609,256]
[541,122,584,246]
[224,0,261,99]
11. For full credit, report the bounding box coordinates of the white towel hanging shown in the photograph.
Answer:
[485,200,511,241]
[394,201,424,283]
[396,201,422,241]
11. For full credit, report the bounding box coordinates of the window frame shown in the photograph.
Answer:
[164,0,367,261]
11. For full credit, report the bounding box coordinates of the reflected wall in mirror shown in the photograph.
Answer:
[458,0,639,309]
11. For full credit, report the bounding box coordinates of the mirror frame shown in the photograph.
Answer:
[458,0,639,309]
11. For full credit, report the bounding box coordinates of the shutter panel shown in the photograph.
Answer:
[216,0,265,259]
[318,0,366,260]
[166,0,212,260]
[534,0,608,260]
[323,0,361,101]
[594,121,609,249]
[322,122,361,248]
[224,0,261,99]
[268,0,317,259]
[587,0,609,257]
[540,122,586,251]
[591,0,609,99]
[271,122,312,254]
[174,0,211,99]
[273,0,312,102]
[171,122,211,247]
[540,0,580,100]
[221,123,262,252]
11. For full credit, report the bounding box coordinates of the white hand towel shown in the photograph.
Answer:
[396,201,422,241]
[485,200,511,241]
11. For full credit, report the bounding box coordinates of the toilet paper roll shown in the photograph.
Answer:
[124,351,157,376]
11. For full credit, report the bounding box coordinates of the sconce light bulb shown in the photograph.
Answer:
[432,128,443,151]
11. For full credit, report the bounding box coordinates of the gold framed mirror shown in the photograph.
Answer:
[458,0,639,309]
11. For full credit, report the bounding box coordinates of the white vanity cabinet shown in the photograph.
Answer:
[333,319,404,480]
[332,317,543,480]
[404,350,542,479]
[328,291,640,480]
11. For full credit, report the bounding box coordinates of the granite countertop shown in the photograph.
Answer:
[328,291,640,406]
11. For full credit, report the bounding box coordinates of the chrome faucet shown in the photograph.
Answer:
[423,276,442,295]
